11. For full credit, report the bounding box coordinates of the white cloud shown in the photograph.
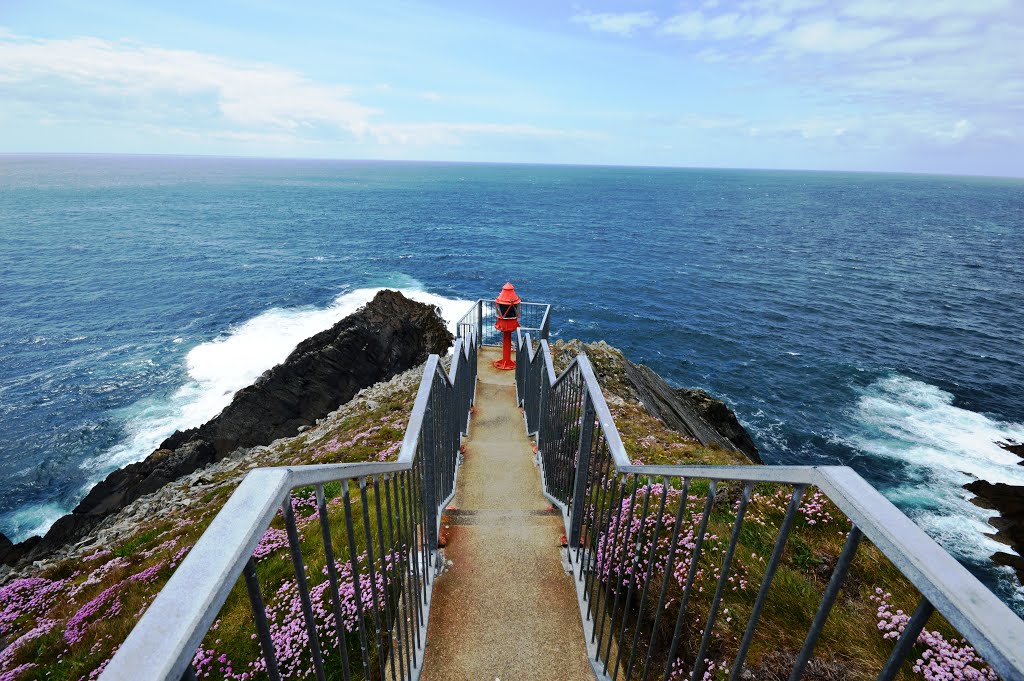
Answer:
[571,11,658,36]
[0,32,592,151]
[840,0,1011,22]
[638,0,1023,148]
[782,19,895,53]
[660,10,787,40]
[371,122,600,146]
[0,34,375,135]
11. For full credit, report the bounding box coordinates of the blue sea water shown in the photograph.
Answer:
[1,154,1022,608]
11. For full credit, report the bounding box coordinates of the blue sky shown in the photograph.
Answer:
[1,0,1022,175]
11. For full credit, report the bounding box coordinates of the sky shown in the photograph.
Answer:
[0,0,1022,176]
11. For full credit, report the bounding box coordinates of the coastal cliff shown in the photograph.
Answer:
[0,290,452,566]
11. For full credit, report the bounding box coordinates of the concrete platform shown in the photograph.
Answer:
[419,347,594,681]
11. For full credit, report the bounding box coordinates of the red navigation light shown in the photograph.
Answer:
[493,282,521,370]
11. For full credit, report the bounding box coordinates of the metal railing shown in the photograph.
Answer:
[455,298,550,346]
[514,332,1024,681]
[101,330,479,681]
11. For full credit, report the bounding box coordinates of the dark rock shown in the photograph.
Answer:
[997,439,1024,465]
[160,289,451,459]
[0,534,38,567]
[623,361,761,463]
[0,533,15,565]
[6,290,453,565]
[964,478,1024,585]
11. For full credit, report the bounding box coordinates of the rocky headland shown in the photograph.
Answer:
[964,441,1024,584]
[0,290,453,566]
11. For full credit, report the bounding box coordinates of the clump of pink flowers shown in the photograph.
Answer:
[595,483,748,597]
[870,589,996,680]
[191,549,401,680]
[748,487,844,529]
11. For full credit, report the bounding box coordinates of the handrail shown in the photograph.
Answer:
[455,298,550,346]
[514,331,1024,681]
[102,328,479,681]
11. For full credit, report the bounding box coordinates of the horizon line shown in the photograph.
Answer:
[2,151,1023,182]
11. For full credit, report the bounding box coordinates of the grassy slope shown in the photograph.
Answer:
[0,347,998,680]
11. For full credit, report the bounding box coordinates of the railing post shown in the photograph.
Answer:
[569,390,596,547]
[422,392,439,551]
[476,299,483,345]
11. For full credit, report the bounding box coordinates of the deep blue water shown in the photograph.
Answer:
[1,154,1022,608]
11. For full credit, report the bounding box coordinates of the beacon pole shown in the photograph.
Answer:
[492,282,521,370]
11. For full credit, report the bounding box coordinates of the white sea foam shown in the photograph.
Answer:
[847,374,1024,574]
[8,286,474,540]
[5,502,67,542]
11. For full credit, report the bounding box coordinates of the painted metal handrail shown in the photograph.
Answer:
[455,298,550,346]
[514,331,1024,681]
[101,330,479,681]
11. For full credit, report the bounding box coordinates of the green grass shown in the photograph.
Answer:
[112,528,161,557]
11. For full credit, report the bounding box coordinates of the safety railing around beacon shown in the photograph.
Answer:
[514,331,1024,681]
[101,330,480,681]
[455,298,550,346]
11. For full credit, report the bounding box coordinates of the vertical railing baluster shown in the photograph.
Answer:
[613,479,655,680]
[401,470,424,665]
[360,480,387,681]
[386,474,412,678]
[589,468,624,633]
[380,475,403,679]
[476,299,483,345]
[691,482,753,681]
[564,370,582,502]
[372,477,399,681]
[729,484,805,681]
[343,484,372,676]
[662,480,718,681]
[569,390,597,548]
[582,436,612,585]
[414,455,431,590]
[640,477,690,681]
[623,480,670,681]
[422,386,438,552]
[282,493,327,681]
[570,372,585,502]
[315,484,352,681]
[243,559,282,681]
[787,526,864,681]
[604,476,640,672]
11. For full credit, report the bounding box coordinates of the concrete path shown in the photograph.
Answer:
[419,347,594,681]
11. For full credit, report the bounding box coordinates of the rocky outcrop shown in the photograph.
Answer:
[2,290,453,565]
[624,361,762,463]
[964,441,1024,585]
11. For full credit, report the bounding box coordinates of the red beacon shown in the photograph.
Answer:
[492,282,521,370]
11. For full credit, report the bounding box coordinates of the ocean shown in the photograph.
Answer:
[1,154,1022,609]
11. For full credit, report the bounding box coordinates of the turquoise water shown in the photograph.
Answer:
[1,154,1022,607]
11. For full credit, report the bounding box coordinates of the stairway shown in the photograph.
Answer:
[419,347,594,681]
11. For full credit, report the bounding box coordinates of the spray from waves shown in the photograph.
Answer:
[15,287,473,540]
[847,374,1024,592]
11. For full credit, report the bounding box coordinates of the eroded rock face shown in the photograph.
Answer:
[623,361,762,464]
[965,477,1024,584]
[2,290,453,565]
[550,339,761,464]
